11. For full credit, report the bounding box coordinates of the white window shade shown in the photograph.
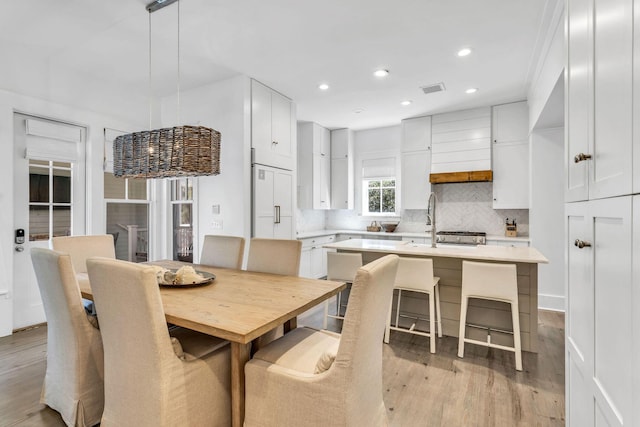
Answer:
[24,119,83,162]
[362,157,395,179]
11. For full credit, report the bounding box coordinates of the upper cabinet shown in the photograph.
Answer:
[251,80,294,170]
[401,116,432,210]
[330,128,354,210]
[298,122,331,209]
[566,0,633,202]
[492,102,529,209]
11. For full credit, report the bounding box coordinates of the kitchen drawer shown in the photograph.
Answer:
[299,234,336,249]
[486,239,530,248]
[336,234,364,241]
[402,237,427,244]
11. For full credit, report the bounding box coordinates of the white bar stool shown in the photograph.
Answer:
[457,260,522,371]
[324,252,363,329]
[384,257,441,353]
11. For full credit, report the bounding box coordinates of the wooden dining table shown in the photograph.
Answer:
[78,260,346,427]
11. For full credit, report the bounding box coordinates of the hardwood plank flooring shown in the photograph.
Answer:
[0,308,564,426]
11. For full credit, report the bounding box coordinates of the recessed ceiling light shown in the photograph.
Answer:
[465,88,478,94]
[318,83,329,91]
[373,69,389,77]
[401,100,412,106]
[457,48,472,57]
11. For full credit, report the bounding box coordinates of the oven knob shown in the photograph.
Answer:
[473,237,478,243]
[456,237,461,242]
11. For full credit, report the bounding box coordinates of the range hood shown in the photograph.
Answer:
[429,170,493,184]
[430,107,493,184]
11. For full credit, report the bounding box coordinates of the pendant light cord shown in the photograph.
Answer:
[177,0,181,125]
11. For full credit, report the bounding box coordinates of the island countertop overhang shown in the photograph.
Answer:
[323,238,548,264]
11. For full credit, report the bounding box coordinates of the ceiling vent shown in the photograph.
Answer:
[421,82,446,95]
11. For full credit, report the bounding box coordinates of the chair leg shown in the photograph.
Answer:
[457,296,468,358]
[323,300,329,330]
[435,284,442,338]
[511,301,523,371]
[428,291,436,354]
[384,299,392,344]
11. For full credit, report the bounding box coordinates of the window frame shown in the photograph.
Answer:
[362,176,397,215]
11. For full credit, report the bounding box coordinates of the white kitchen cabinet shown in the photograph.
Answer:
[401,116,431,209]
[298,122,330,209]
[492,101,529,144]
[251,80,294,170]
[401,151,431,210]
[336,234,363,242]
[401,116,432,152]
[330,129,354,209]
[252,165,294,239]
[491,102,529,209]
[565,197,633,427]
[565,0,633,202]
[298,234,335,278]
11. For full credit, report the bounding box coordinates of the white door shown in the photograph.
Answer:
[13,113,86,329]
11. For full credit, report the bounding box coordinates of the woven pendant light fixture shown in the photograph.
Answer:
[113,0,220,179]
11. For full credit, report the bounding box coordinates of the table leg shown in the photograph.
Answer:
[231,342,251,427]
[283,316,297,333]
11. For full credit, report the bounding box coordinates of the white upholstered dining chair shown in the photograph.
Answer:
[200,235,245,269]
[31,248,104,427]
[246,238,303,349]
[86,257,231,427]
[244,254,399,427]
[52,234,116,317]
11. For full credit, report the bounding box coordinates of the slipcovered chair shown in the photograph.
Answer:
[52,234,116,317]
[244,254,400,427]
[30,248,104,427]
[246,238,303,350]
[200,235,245,269]
[86,257,231,427]
[246,238,302,276]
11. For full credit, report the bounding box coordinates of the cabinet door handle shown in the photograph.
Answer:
[272,140,279,145]
[574,239,592,249]
[574,153,592,163]
[274,205,281,224]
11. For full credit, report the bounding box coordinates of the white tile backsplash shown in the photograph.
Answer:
[316,181,528,236]
[295,209,326,233]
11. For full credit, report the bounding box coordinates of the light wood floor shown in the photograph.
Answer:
[0,308,564,427]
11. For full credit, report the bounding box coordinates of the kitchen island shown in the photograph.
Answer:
[324,239,548,352]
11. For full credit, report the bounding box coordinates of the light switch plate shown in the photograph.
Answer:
[211,220,223,230]
[212,204,221,215]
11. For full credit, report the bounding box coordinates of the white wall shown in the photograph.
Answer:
[0,89,146,337]
[161,75,252,263]
[530,127,564,310]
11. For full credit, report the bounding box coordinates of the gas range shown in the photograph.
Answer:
[435,231,486,245]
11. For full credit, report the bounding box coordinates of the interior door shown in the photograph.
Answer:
[13,113,86,329]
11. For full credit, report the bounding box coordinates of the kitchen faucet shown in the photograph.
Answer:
[427,192,437,248]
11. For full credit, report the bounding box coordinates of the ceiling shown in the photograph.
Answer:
[0,0,556,130]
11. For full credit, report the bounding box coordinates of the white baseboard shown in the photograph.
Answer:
[538,293,565,312]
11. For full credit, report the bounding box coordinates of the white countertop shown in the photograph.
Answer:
[296,229,530,243]
[323,238,547,264]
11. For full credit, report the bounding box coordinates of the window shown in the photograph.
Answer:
[362,156,396,215]
[170,178,194,262]
[29,160,73,241]
[364,178,396,214]
[104,172,149,263]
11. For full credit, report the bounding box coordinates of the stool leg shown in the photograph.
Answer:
[428,291,435,354]
[511,301,523,371]
[384,299,392,344]
[323,300,329,330]
[457,296,468,358]
[435,283,442,338]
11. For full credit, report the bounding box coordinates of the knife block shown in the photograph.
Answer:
[505,224,517,237]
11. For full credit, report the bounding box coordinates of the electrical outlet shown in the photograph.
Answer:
[211,220,223,230]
